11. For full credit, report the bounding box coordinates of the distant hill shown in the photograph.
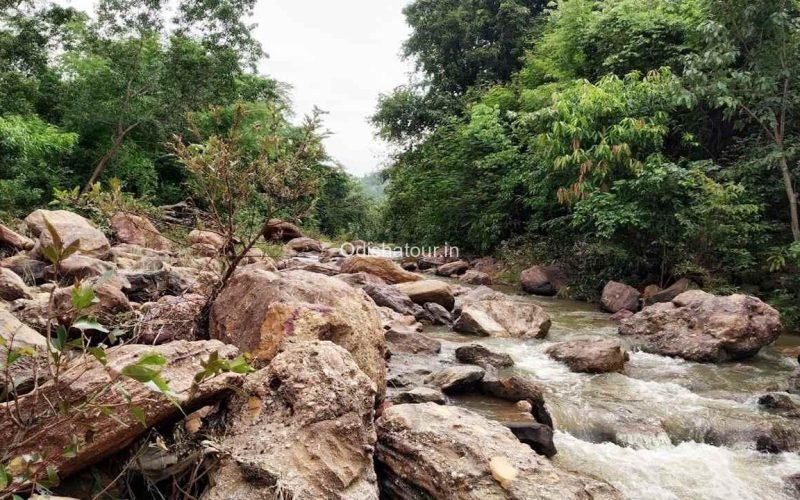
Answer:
[359,171,386,201]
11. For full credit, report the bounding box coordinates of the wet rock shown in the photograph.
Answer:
[394,280,454,310]
[546,339,629,373]
[425,365,485,393]
[135,294,205,344]
[609,309,634,322]
[600,281,641,313]
[206,341,378,500]
[455,344,514,370]
[186,229,224,256]
[503,421,557,458]
[423,302,451,325]
[645,278,689,305]
[520,264,567,296]
[210,268,386,396]
[25,209,111,259]
[460,269,492,285]
[286,236,323,252]
[0,253,47,285]
[0,340,242,480]
[340,255,421,284]
[335,272,387,288]
[0,222,34,251]
[0,267,30,300]
[435,259,469,277]
[784,473,800,494]
[385,322,441,355]
[478,375,553,428]
[263,218,304,242]
[391,387,446,405]
[454,299,551,339]
[787,368,800,395]
[110,212,170,251]
[619,290,782,362]
[375,403,622,499]
[363,283,427,320]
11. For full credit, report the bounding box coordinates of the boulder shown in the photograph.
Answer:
[120,266,189,303]
[0,267,30,301]
[455,344,514,370]
[297,262,341,276]
[645,278,689,305]
[600,281,641,313]
[503,422,557,458]
[0,310,48,397]
[52,277,132,327]
[0,222,34,251]
[209,268,386,396]
[619,290,782,362]
[390,387,446,405]
[263,218,304,242]
[609,309,634,322]
[25,209,111,259]
[385,322,441,355]
[424,365,485,393]
[205,341,378,500]
[186,229,224,256]
[340,256,421,284]
[423,302,451,325]
[471,257,502,276]
[376,404,622,499]
[546,339,629,373]
[520,264,567,296]
[134,294,205,344]
[460,269,492,285]
[286,236,323,252]
[435,260,469,277]
[0,254,47,285]
[335,272,387,288]
[45,254,116,281]
[363,283,427,320]
[453,299,551,339]
[110,212,170,251]
[0,340,243,480]
[478,375,552,428]
[393,280,454,311]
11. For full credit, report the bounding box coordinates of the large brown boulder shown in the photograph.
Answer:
[619,290,782,362]
[385,321,441,355]
[363,283,426,320]
[134,293,205,344]
[45,254,116,281]
[0,340,243,481]
[453,299,551,339]
[393,280,454,310]
[600,281,641,313]
[209,268,386,395]
[460,269,492,285]
[376,403,622,499]
[206,341,378,500]
[341,255,421,284]
[263,218,304,242]
[546,339,629,373]
[0,222,34,251]
[25,209,111,259]
[286,236,323,252]
[110,212,170,251]
[645,277,689,305]
[520,264,567,296]
[186,229,224,256]
[435,260,469,277]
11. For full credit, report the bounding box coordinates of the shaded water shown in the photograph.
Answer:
[428,285,800,499]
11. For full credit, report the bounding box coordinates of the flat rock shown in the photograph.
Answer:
[341,256,421,284]
[390,387,446,405]
[425,365,485,393]
[546,339,629,373]
[25,209,111,259]
[393,280,454,311]
[454,299,551,339]
[455,344,514,370]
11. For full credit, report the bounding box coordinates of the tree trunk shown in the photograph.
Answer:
[80,123,137,195]
[779,155,800,241]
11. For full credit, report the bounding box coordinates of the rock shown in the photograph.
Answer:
[110,212,170,251]
[110,243,172,261]
[210,268,386,396]
[0,340,243,480]
[619,290,782,362]
[45,254,116,281]
[375,404,622,499]
[297,262,341,276]
[453,299,551,339]
[0,222,34,251]
[263,218,304,242]
[503,422,557,458]
[120,266,189,303]
[546,339,629,373]
[1,310,48,397]
[0,267,30,300]
[286,236,323,252]
[757,392,799,411]
[393,280,454,310]
[453,285,506,315]
[455,344,514,370]
[520,264,567,296]
[645,278,689,305]
[423,302,451,325]
[53,277,132,326]
[787,368,800,395]
[340,255,421,284]
[478,375,552,428]
[784,473,800,494]
[471,257,502,276]
[205,341,378,500]
[600,281,641,313]
[25,209,111,259]
[609,309,634,322]
[335,272,387,288]
[460,269,492,285]
[425,365,485,393]
[435,260,469,277]
[363,283,427,320]
[390,387,446,405]
[135,294,205,344]
[186,229,224,255]
[400,259,418,271]
[385,322,441,355]
[0,253,47,284]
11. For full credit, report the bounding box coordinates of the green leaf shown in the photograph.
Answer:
[120,364,160,383]
[42,216,62,251]
[41,245,59,266]
[71,284,97,310]
[130,405,147,427]
[72,317,109,334]
[88,347,108,366]
[61,239,81,259]
[0,464,8,490]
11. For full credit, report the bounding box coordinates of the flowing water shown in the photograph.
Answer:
[427,285,800,499]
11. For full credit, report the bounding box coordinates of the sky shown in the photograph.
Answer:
[60,0,413,176]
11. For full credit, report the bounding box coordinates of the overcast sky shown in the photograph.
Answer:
[61,0,413,176]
